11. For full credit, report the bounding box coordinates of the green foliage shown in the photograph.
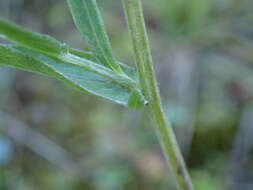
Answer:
[66,0,121,72]
[0,18,67,55]
[0,45,131,105]
[0,1,147,108]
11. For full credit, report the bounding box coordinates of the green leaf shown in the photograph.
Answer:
[0,18,135,79]
[67,0,122,72]
[128,90,148,109]
[68,47,137,80]
[0,44,132,105]
[0,18,147,108]
[0,18,68,55]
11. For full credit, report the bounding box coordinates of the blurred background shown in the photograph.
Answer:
[0,0,253,189]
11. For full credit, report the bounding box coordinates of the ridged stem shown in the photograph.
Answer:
[122,0,195,189]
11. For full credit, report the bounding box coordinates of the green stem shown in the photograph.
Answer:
[122,0,195,189]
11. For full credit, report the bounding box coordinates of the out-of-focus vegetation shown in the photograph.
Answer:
[0,0,253,189]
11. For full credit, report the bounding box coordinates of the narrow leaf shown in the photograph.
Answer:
[0,18,135,79]
[0,18,146,108]
[0,45,131,105]
[67,0,121,72]
[69,47,137,80]
[0,18,68,55]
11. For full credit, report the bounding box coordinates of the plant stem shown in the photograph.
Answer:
[122,0,195,189]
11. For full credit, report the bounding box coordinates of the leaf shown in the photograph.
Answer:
[128,90,148,109]
[0,44,132,105]
[0,18,67,55]
[0,18,136,80]
[67,0,122,72]
[0,18,147,108]
[69,47,137,80]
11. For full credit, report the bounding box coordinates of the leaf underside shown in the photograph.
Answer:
[0,45,130,105]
